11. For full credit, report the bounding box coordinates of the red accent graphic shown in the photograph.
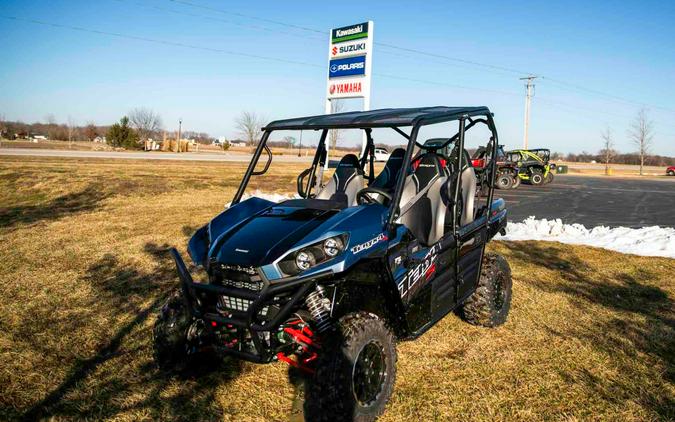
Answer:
[332,46,337,56]
[424,263,436,280]
[329,84,336,94]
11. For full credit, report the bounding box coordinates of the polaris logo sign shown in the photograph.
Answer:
[331,22,369,43]
[329,55,366,78]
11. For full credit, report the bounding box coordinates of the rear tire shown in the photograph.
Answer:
[460,253,512,327]
[496,173,513,190]
[305,312,397,422]
[530,169,544,185]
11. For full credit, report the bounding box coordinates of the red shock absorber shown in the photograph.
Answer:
[276,320,321,374]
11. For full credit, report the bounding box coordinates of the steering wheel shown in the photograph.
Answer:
[357,187,393,205]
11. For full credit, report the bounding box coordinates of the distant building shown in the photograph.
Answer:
[229,140,247,147]
[32,135,47,141]
[93,136,107,143]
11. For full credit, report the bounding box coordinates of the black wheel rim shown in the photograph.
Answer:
[352,340,386,407]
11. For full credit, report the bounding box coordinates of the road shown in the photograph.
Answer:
[0,147,314,162]
[3,148,673,227]
[501,175,675,228]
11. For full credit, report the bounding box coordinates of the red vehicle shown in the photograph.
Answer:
[667,166,675,176]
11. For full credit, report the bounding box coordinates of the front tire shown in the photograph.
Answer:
[460,253,512,327]
[668,170,675,176]
[530,169,544,185]
[153,290,199,369]
[544,171,554,184]
[305,312,397,422]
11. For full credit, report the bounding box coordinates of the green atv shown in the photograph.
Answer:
[507,149,555,186]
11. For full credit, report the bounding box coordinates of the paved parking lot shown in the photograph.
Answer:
[501,175,675,228]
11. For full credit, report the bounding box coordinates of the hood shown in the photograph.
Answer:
[209,203,340,267]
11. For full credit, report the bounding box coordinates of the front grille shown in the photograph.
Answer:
[217,295,268,316]
[212,263,264,291]
[210,264,266,315]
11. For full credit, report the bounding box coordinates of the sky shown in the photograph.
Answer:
[1,0,674,155]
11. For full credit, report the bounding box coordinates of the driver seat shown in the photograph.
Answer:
[368,148,405,203]
[316,154,365,207]
[396,153,449,245]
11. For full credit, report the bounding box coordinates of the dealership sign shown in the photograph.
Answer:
[326,21,373,101]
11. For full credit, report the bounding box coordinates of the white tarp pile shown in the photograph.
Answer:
[499,217,675,259]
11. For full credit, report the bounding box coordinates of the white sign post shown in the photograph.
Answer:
[325,21,374,164]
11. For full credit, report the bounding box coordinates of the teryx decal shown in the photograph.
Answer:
[351,233,387,254]
[398,244,440,300]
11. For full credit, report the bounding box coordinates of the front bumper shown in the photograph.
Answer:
[170,248,332,363]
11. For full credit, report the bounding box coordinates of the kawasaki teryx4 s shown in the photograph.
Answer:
[155,107,512,421]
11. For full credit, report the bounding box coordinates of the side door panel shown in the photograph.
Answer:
[456,227,486,302]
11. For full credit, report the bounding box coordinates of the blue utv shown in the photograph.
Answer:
[154,106,512,421]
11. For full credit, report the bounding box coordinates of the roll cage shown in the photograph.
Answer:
[232,106,500,238]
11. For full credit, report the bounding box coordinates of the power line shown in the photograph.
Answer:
[112,0,324,42]
[167,0,325,35]
[0,15,324,69]
[4,14,674,138]
[541,76,675,113]
[1,15,522,100]
[159,0,674,114]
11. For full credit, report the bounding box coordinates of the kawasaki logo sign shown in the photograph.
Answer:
[331,22,369,43]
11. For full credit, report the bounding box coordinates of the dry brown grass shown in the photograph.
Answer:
[0,156,673,421]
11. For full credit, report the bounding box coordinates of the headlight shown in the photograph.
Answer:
[295,250,316,270]
[278,234,349,276]
[323,237,344,257]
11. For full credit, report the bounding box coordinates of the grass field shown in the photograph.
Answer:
[0,157,673,421]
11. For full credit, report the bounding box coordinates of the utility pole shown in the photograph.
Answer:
[520,76,537,149]
[177,118,182,153]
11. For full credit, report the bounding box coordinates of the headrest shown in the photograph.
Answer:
[384,148,405,170]
[411,153,446,187]
[336,154,361,172]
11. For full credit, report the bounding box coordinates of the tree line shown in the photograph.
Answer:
[0,108,216,149]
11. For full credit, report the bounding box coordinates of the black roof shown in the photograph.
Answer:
[264,106,491,130]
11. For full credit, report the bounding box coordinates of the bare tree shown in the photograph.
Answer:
[84,121,98,141]
[600,126,614,175]
[129,108,163,142]
[67,116,77,147]
[0,113,6,140]
[45,113,56,140]
[235,111,264,145]
[329,100,344,152]
[628,109,654,176]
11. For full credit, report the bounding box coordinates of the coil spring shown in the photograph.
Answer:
[305,285,332,332]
